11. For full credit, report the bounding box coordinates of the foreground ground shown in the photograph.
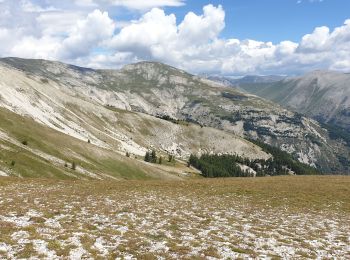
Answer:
[0,176,349,259]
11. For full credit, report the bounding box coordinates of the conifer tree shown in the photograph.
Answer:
[168,154,174,162]
[144,151,150,162]
[151,149,157,163]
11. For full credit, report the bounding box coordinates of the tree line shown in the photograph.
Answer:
[144,149,175,164]
[188,146,318,178]
[188,154,255,178]
[249,139,318,175]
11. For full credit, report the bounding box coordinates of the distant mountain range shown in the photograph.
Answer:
[1,57,350,177]
[207,75,286,88]
[211,71,350,132]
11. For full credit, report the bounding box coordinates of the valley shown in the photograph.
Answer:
[224,71,350,133]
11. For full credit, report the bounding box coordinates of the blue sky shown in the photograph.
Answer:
[0,0,349,75]
[114,0,350,43]
[216,0,350,43]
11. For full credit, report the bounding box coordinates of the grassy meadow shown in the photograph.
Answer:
[0,175,349,259]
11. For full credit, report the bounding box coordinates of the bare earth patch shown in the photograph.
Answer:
[0,176,349,259]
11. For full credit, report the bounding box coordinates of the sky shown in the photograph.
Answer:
[0,0,350,75]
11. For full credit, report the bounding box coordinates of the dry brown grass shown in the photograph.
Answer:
[0,176,349,259]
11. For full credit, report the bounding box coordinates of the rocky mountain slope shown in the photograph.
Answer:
[229,71,350,131]
[0,107,189,180]
[0,58,271,178]
[0,58,350,174]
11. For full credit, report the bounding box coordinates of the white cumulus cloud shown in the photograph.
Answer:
[178,4,225,45]
[74,0,185,10]
[0,0,349,75]
[108,0,185,10]
[110,8,178,59]
[59,9,115,59]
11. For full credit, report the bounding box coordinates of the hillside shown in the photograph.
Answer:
[1,58,350,174]
[0,107,200,180]
[0,58,272,178]
[232,71,350,131]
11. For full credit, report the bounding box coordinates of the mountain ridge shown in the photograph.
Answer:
[1,57,350,175]
[221,69,350,131]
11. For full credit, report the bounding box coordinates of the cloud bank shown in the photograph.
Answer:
[0,0,349,75]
